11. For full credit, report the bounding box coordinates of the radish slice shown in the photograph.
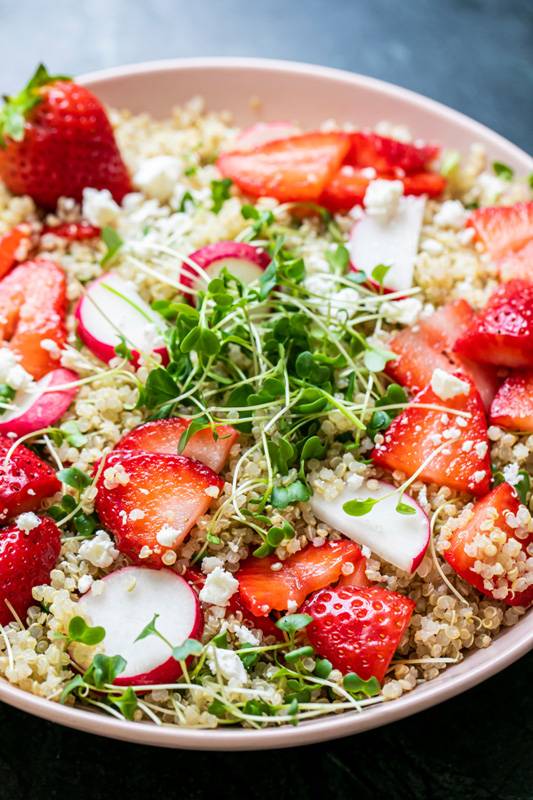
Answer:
[349,196,426,292]
[231,121,302,152]
[182,241,270,298]
[0,368,78,437]
[310,478,429,573]
[72,566,203,686]
[75,273,167,365]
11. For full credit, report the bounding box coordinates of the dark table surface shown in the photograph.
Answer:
[0,1,532,798]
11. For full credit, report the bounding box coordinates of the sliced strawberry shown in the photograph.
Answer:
[237,540,361,617]
[0,434,60,522]
[346,132,440,174]
[387,300,500,408]
[301,585,415,681]
[0,515,61,625]
[490,370,533,431]
[443,483,532,607]
[401,172,446,198]
[497,239,533,283]
[0,258,67,379]
[372,375,491,495]
[42,222,100,241]
[467,202,533,258]
[0,225,32,280]
[337,556,372,588]
[217,132,350,203]
[454,280,533,368]
[94,451,223,567]
[117,418,238,473]
[319,166,368,212]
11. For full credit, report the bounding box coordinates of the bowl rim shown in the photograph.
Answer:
[1,56,531,750]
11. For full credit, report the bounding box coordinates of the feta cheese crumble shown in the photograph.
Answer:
[208,646,249,685]
[78,531,119,569]
[15,512,40,533]
[199,567,239,606]
[82,188,121,227]
[364,178,404,221]
[133,156,182,203]
[430,368,470,400]
[156,524,181,548]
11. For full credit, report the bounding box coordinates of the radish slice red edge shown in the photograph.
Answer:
[0,368,78,437]
[75,273,168,365]
[310,478,430,573]
[182,241,271,301]
[72,566,203,686]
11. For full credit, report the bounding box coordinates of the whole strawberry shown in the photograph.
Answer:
[0,64,132,209]
[0,515,61,625]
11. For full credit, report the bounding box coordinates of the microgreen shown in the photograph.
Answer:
[83,654,127,689]
[100,226,123,266]
[0,384,16,416]
[115,336,134,362]
[275,614,313,635]
[178,416,210,453]
[108,686,138,719]
[67,616,105,646]
[56,467,92,490]
[343,672,381,697]
[270,480,311,509]
[343,497,378,516]
[59,420,87,448]
[440,149,460,176]
[370,263,391,286]
[210,178,232,213]
[492,161,514,181]
[172,639,203,661]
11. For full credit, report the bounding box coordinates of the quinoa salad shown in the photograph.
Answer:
[0,65,531,731]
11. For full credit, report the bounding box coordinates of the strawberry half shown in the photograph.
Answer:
[95,451,224,566]
[497,239,533,283]
[345,132,440,174]
[0,258,67,378]
[217,132,350,202]
[117,418,239,473]
[0,515,61,625]
[0,64,132,209]
[0,434,61,522]
[454,280,533,368]
[301,585,415,681]
[0,224,32,280]
[442,482,532,607]
[372,375,491,496]
[467,202,533,259]
[237,540,361,616]
[319,167,445,213]
[490,370,533,431]
[42,222,101,241]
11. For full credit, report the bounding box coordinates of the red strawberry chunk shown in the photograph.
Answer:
[0,225,32,280]
[117,418,239,473]
[490,370,533,431]
[337,556,372,588]
[0,435,60,522]
[0,515,61,625]
[0,259,67,379]
[497,239,533,283]
[301,585,415,681]
[454,280,533,368]
[95,451,224,567]
[319,166,368,212]
[387,327,456,396]
[346,132,440,174]
[442,483,532,607]
[237,540,361,616]
[217,132,350,203]
[401,172,446,197]
[42,222,101,241]
[372,375,491,496]
[467,202,533,259]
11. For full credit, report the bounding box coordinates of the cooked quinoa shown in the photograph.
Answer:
[0,97,531,729]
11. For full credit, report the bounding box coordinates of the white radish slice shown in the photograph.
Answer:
[72,566,203,686]
[230,121,301,152]
[348,196,426,292]
[0,368,78,437]
[311,478,429,573]
[75,273,167,365]
[182,241,270,298]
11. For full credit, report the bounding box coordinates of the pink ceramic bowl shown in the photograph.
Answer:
[0,57,531,750]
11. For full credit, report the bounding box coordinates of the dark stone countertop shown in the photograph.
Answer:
[0,1,531,797]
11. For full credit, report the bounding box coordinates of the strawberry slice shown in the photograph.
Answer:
[497,239,533,283]
[346,132,440,174]
[467,202,533,258]
[0,225,32,280]
[401,172,446,197]
[337,556,372,588]
[95,451,224,566]
[387,300,500,408]
[117,418,239,473]
[217,132,350,202]
[319,166,369,212]
[0,258,67,379]
[442,482,532,607]
[42,222,100,241]
[301,585,415,681]
[490,370,533,431]
[454,280,533,368]
[0,515,61,625]
[0,434,61,521]
[236,540,361,616]
[372,375,491,495]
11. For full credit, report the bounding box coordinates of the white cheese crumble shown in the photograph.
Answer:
[15,512,40,533]
[381,297,423,326]
[77,575,93,594]
[430,368,470,400]
[207,646,249,685]
[82,188,120,227]
[503,463,520,486]
[204,485,220,498]
[433,200,466,229]
[103,463,130,490]
[40,338,62,358]
[0,348,33,391]
[78,531,119,569]
[156,524,181,548]
[233,624,260,646]
[199,567,239,606]
[201,556,225,575]
[363,178,404,221]
[133,156,182,203]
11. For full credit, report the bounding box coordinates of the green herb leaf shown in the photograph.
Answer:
[142,367,179,408]
[134,613,160,643]
[178,416,210,453]
[114,336,134,362]
[0,384,16,416]
[68,616,105,646]
[343,497,378,516]
[56,467,91,490]
[326,244,350,273]
[271,480,311,509]
[59,674,86,703]
[109,686,138,720]
[343,672,381,697]
[285,645,314,663]
[84,654,127,689]
[396,500,416,515]
[100,226,123,266]
[492,161,514,181]
[253,541,275,558]
[275,613,313,634]
[371,263,391,286]
[516,470,530,504]
[314,658,333,679]
[172,638,203,661]
[210,178,232,213]
[440,150,460,176]
[59,420,87,448]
